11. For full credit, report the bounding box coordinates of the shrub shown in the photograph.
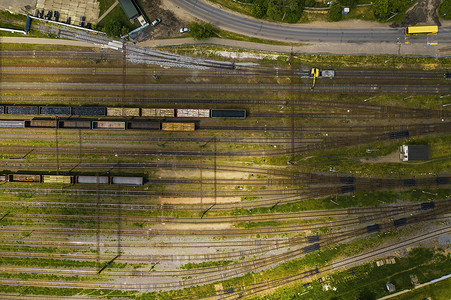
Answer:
[266,0,284,20]
[373,0,411,21]
[305,0,316,7]
[103,20,125,37]
[188,22,215,40]
[338,0,357,7]
[439,0,451,19]
[252,0,268,18]
[328,4,343,22]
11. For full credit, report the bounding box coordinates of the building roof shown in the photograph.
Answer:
[407,145,429,161]
[386,283,396,292]
[118,0,140,20]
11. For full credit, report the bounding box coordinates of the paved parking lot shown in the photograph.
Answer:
[35,0,99,25]
[0,0,35,14]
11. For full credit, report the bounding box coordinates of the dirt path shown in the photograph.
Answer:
[393,0,444,27]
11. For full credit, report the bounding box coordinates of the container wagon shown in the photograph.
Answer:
[72,107,106,116]
[176,109,210,118]
[141,108,175,118]
[7,106,39,115]
[0,121,25,128]
[58,120,91,129]
[76,176,109,184]
[29,119,57,128]
[8,174,41,182]
[40,106,71,115]
[162,122,195,131]
[92,121,126,130]
[111,176,143,185]
[43,175,72,184]
[211,109,246,119]
[0,106,4,114]
[107,107,140,117]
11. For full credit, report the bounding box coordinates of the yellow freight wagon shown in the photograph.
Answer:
[161,122,195,131]
[43,175,72,184]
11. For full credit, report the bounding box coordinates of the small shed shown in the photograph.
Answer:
[118,0,140,20]
[386,283,396,292]
[399,145,429,161]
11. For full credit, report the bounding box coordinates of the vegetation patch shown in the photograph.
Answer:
[267,247,451,299]
[181,260,233,270]
[439,0,451,19]
[97,5,138,37]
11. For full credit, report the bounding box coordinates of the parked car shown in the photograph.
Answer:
[151,18,161,27]
[179,27,189,33]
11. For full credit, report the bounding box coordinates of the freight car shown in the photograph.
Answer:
[141,108,175,118]
[0,119,196,132]
[40,106,71,115]
[0,105,246,119]
[162,122,195,131]
[6,106,39,115]
[107,107,140,117]
[176,109,210,118]
[211,109,246,119]
[0,120,25,128]
[92,121,126,130]
[29,119,57,128]
[1,174,144,185]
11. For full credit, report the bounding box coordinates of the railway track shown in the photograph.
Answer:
[1,81,450,93]
[0,95,448,111]
[1,212,449,292]
[0,122,447,158]
[0,66,447,81]
[219,224,451,299]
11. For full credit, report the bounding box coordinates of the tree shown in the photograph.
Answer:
[287,0,299,11]
[357,288,377,300]
[103,20,123,37]
[328,3,343,22]
[266,0,283,20]
[338,0,357,8]
[305,0,315,7]
[439,0,451,19]
[188,22,215,40]
[252,0,268,18]
[373,0,391,20]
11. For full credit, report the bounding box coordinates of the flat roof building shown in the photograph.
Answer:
[399,145,429,161]
[118,0,140,20]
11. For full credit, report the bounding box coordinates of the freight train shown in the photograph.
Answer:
[1,174,144,185]
[0,106,247,119]
[0,119,196,131]
[0,106,246,131]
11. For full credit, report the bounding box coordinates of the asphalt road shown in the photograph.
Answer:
[170,0,451,44]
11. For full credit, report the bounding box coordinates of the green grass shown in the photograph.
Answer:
[392,277,451,300]
[97,5,138,33]
[0,272,106,282]
[98,0,117,16]
[0,285,138,298]
[181,260,233,270]
[265,247,451,300]
[0,256,128,269]
[216,29,306,46]
[158,45,451,70]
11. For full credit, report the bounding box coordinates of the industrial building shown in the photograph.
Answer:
[399,145,429,161]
